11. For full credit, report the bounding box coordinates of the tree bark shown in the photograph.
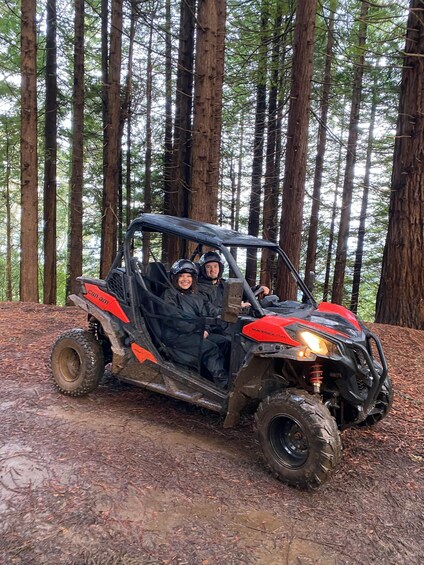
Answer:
[276,0,317,300]
[100,0,122,279]
[142,14,154,266]
[163,0,173,218]
[5,126,12,301]
[246,0,269,287]
[43,0,57,304]
[190,0,226,224]
[260,2,285,290]
[164,0,195,265]
[376,0,424,329]
[304,5,335,291]
[331,1,368,305]
[322,137,343,303]
[350,79,377,314]
[67,0,85,298]
[122,1,136,229]
[20,0,39,302]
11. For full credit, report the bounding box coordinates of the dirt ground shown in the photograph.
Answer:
[0,302,423,565]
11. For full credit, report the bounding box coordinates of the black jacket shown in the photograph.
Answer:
[161,287,226,378]
[198,278,225,309]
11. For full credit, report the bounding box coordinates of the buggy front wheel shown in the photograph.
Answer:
[50,329,104,396]
[255,389,342,489]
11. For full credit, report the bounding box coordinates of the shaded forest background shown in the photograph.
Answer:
[0,0,423,329]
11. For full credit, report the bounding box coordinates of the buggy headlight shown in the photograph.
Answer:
[298,330,340,358]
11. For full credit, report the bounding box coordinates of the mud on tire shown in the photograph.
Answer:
[255,389,342,489]
[50,329,104,396]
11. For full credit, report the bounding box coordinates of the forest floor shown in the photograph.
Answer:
[0,301,423,565]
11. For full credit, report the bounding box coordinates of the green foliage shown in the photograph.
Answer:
[0,0,412,318]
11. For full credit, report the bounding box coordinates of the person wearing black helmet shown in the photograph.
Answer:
[198,251,270,308]
[161,259,229,389]
[197,251,228,308]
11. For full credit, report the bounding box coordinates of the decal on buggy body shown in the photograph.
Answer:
[242,317,300,344]
[242,315,347,343]
[131,343,158,364]
[84,283,130,323]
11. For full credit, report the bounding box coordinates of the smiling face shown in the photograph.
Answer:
[204,261,220,281]
[176,272,193,290]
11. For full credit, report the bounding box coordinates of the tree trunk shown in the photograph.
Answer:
[331,1,368,305]
[163,0,172,217]
[100,0,122,279]
[304,5,335,291]
[67,0,85,298]
[5,128,12,301]
[260,2,285,290]
[142,16,154,266]
[209,0,226,195]
[190,0,226,224]
[276,0,317,300]
[350,79,377,314]
[164,0,195,265]
[121,1,136,229]
[376,0,424,329]
[246,0,269,287]
[43,0,57,304]
[322,138,343,303]
[20,0,39,303]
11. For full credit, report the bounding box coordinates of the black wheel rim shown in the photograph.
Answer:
[58,348,82,383]
[268,414,309,468]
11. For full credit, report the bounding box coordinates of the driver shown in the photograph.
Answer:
[197,251,270,308]
[161,259,229,389]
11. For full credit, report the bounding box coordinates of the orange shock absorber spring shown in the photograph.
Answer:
[309,363,323,394]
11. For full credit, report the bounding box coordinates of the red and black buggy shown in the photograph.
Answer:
[50,214,393,489]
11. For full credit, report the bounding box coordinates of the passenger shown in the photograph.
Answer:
[197,251,270,308]
[162,259,229,389]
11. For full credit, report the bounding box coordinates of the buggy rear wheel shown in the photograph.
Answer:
[50,329,104,396]
[255,389,342,489]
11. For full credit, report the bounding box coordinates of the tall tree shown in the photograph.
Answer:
[164,0,195,264]
[276,0,317,300]
[246,0,269,287]
[189,0,226,223]
[376,0,424,330]
[20,0,39,302]
[331,1,369,304]
[67,0,85,298]
[43,0,57,304]
[163,0,172,217]
[5,122,13,301]
[260,2,287,290]
[142,10,155,265]
[304,4,335,291]
[121,0,137,229]
[100,0,123,278]
[350,77,377,313]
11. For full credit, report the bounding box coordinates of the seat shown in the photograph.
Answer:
[146,262,169,296]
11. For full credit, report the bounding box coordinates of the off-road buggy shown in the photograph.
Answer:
[50,214,393,489]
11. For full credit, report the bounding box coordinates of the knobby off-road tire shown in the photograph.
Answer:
[255,389,342,489]
[358,375,394,427]
[50,329,104,396]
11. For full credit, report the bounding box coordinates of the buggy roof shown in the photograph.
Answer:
[131,214,278,249]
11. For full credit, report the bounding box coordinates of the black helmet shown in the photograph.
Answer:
[170,259,198,283]
[199,251,224,280]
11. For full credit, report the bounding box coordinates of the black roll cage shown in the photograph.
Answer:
[121,213,317,317]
